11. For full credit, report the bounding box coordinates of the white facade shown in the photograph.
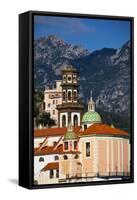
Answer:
[34,154,59,175]
[44,80,62,126]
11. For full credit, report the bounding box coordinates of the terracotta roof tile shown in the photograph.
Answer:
[34,144,80,156]
[34,126,80,137]
[81,124,128,136]
[41,162,59,171]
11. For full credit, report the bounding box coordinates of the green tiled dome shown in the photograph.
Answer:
[64,131,77,140]
[82,111,102,124]
[64,125,78,140]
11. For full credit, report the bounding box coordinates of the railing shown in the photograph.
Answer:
[62,171,130,181]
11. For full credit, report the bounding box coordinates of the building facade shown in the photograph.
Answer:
[34,65,130,185]
[57,65,83,128]
[44,80,62,126]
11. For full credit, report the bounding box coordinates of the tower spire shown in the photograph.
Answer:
[88,90,95,112]
[90,90,93,101]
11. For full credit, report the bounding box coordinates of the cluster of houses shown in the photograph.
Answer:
[34,65,130,185]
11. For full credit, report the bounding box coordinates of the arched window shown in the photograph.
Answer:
[56,169,59,178]
[64,142,68,150]
[73,91,77,101]
[68,91,72,101]
[73,75,76,82]
[62,115,66,127]
[63,155,68,160]
[68,75,71,82]
[54,156,59,161]
[63,75,66,82]
[50,169,54,178]
[74,141,78,150]
[63,91,66,101]
[39,157,44,162]
[74,154,79,159]
[84,124,87,130]
[74,115,78,126]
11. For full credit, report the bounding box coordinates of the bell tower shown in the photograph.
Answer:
[57,65,83,128]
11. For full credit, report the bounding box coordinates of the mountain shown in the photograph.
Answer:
[34,35,131,130]
[34,35,89,88]
[96,41,131,115]
[71,41,131,116]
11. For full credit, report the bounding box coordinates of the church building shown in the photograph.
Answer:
[34,65,130,185]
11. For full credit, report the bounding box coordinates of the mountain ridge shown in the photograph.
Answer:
[34,35,131,120]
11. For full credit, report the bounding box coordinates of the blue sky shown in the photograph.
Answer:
[34,15,131,51]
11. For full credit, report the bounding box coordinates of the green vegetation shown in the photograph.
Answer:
[36,112,56,128]
[34,90,55,127]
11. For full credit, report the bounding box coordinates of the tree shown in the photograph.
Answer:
[34,90,44,118]
[36,111,55,128]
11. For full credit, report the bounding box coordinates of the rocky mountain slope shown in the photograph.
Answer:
[71,41,131,116]
[34,35,131,129]
[34,35,89,87]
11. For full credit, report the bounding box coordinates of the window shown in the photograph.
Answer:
[48,103,50,108]
[62,115,66,127]
[74,141,78,150]
[74,115,78,126]
[63,75,66,82]
[63,155,68,160]
[74,154,79,159]
[39,157,44,162]
[68,91,72,101]
[84,124,87,130]
[43,102,45,110]
[73,91,77,101]
[53,100,55,104]
[53,141,57,146]
[50,169,54,178]
[86,142,90,157]
[53,110,55,115]
[54,156,59,160]
[56,169,59,178]
[64,142,68,150]
[56,100,58,104]
[63,91,66,101]
[73,75,76,82]
[68,75,71,82]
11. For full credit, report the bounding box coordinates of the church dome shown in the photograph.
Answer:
[82,111,102,124]
[64,124,78,140]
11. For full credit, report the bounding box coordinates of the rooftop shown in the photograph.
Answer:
[34,126,81,137]
[34,144,80,156]
[80,123,128,137]
[41,162,59,171]
[61,65,77,73]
